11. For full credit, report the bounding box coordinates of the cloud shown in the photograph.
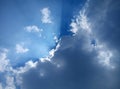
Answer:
[0,39,61,89]
[0,48,17,89]
[0,48,10,72]
[14,60,38,74]
[20,35,119,89]
[24,25,43,33]
[70,1,91,35]
[15,44,29,54]
[69,0,117,69]
[41,8,52,23]
[0,47,39,89]
[70,21,78,34]
[1,0,120,89]
[14,0,120,89]
[40,41,60,62]
[4,76,16,89]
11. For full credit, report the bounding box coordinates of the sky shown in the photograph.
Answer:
[0,0,120,89]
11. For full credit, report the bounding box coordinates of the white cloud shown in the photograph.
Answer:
[70,4,91,35]
[40,57,50,62]
[78,10,91,33]
[96,44,115,69]
[41,8,52,23]
[70,21,78,34]
[5,76,16,89]
[0,48,17,89]
[0,48,38,89]
[16,44,29,54]
[0,41,60,88]
[13,60,38,74]
[0,49,10,72]
[24,25,43,33]
[40,42,60,62]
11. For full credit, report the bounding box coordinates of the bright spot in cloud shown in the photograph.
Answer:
[40,72,45,77]
[97,49,115,69]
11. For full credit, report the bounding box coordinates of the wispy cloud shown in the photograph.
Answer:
[15,44,29,54]
[70,1,91,35]
[24,25,43,33]
[41,8,52,23]
[0,47,39,89]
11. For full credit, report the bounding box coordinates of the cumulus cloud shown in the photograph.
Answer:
[1,0,120,89]
[24,25,43,33]
[14,0,120,89]
[0,38,61,89]
[0,47,39,89]
[14,60,38,74]
[69,0,117,69]
[0,49,10,72]
[0,48,17,89]
[41,8,52,23]
[15,44,29,54]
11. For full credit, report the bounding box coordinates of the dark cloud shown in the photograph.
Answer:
[21,0,120,89]
[21,35,120,89]
[86,0,120,50]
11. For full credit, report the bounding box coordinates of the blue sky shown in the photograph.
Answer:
[0,0,62,66]
[0,0,120,89]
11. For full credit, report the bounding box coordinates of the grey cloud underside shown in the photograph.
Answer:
[6,0,120,89]
[21,35,120,89]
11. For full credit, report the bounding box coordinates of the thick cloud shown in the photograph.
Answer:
[21,35,119,89]
[19,0,120,89]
